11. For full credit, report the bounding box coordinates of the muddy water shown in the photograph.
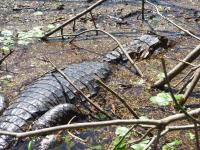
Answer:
[0,0,200,149]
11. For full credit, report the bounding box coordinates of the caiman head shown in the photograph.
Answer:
[102,34,172,63]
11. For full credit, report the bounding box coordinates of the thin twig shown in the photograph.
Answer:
[114,125,136,150]
[183,68,200,105]
[41,0,106,40]
[69,29,143,77]
[143,129,169,150]
[96,78,139,118]
[45,56,113,119]
[89,11,98,35]
[142,0,145,20]
[173,68,195,88]
[0,50,14,66]
[164,56,197,68]
[178,74,194,94]
[161,58,200,124]
[132,127,156,144]
[194,122,200,150]
[146,0,200,41]
[153,44,200,88]
[67,116,86,144]
[152,129,162,150]
[0,108,200,138]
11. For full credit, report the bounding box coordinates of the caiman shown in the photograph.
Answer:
[0,34,169,149]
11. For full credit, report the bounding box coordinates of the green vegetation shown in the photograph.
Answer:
[150,92,184,106]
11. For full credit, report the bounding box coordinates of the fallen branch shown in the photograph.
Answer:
[161,58,200,124]
[45,57,113,119]
[153,44,200,88]
[0,107,199,138]
[182,68,200,105]
[41,0,106,40]
[69,29,143,77]
[146,0,200,41]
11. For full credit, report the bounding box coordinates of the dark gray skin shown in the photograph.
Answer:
[0,34,169,149]
[32,104,81,129]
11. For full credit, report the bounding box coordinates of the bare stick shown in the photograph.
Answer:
[173,68,195,88]
[182,68,200,105]
[132,127,156,143]
[146,0,200,41]
[164,56,197,68]
[114,125,136,150]
[61,28,64,40]
[73,20,76,32]
[142,0,145,20]
[41,0,106,40]
[89,11,98,35]
[0,50,14,66]
[96,78,139,119]
[161,58,200,124]
[45,57,113,119]
[153,44,200,88]
[143,129,169,150]
[178,74,194,94]
[69,29,143,77]
[67,116,86,144]
[194,122,200,150]
[152,129,162,150]
[0,107,200,138]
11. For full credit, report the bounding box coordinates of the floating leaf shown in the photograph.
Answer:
[27,140,33,150]
[150,92,184,106]
[47,24,55,29]
[17,27,44,45]
[150,92,171,106]
[156,73,165,80]
[162,139,182,150]
[2,37,14,48]
[186,132,195,140]
[131,140,150,150]
[33,11,43,16]
[115,127,129,136]
[113,136,126,150]
[1,30,13,37]
[2,46,10,55]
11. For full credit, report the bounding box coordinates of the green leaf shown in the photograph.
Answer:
[27,139,34,150]
[1,30,13,37]
[150,92,171,106]
[131,140,150,150]
[150,92,184,106]
[3,37,14,47]
[186,132,195,140]
[47,24,56,29]
[91,145,103,150]
[28,26,44,38]
[156,73,165,80]
[113,136,126,150]
[115,127,129,136]
[63,135,75,148]
[162,139,182,150]
[1,46,10,55]
[174,94,184,102]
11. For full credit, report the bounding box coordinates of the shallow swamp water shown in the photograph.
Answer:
[0,0,200,149]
